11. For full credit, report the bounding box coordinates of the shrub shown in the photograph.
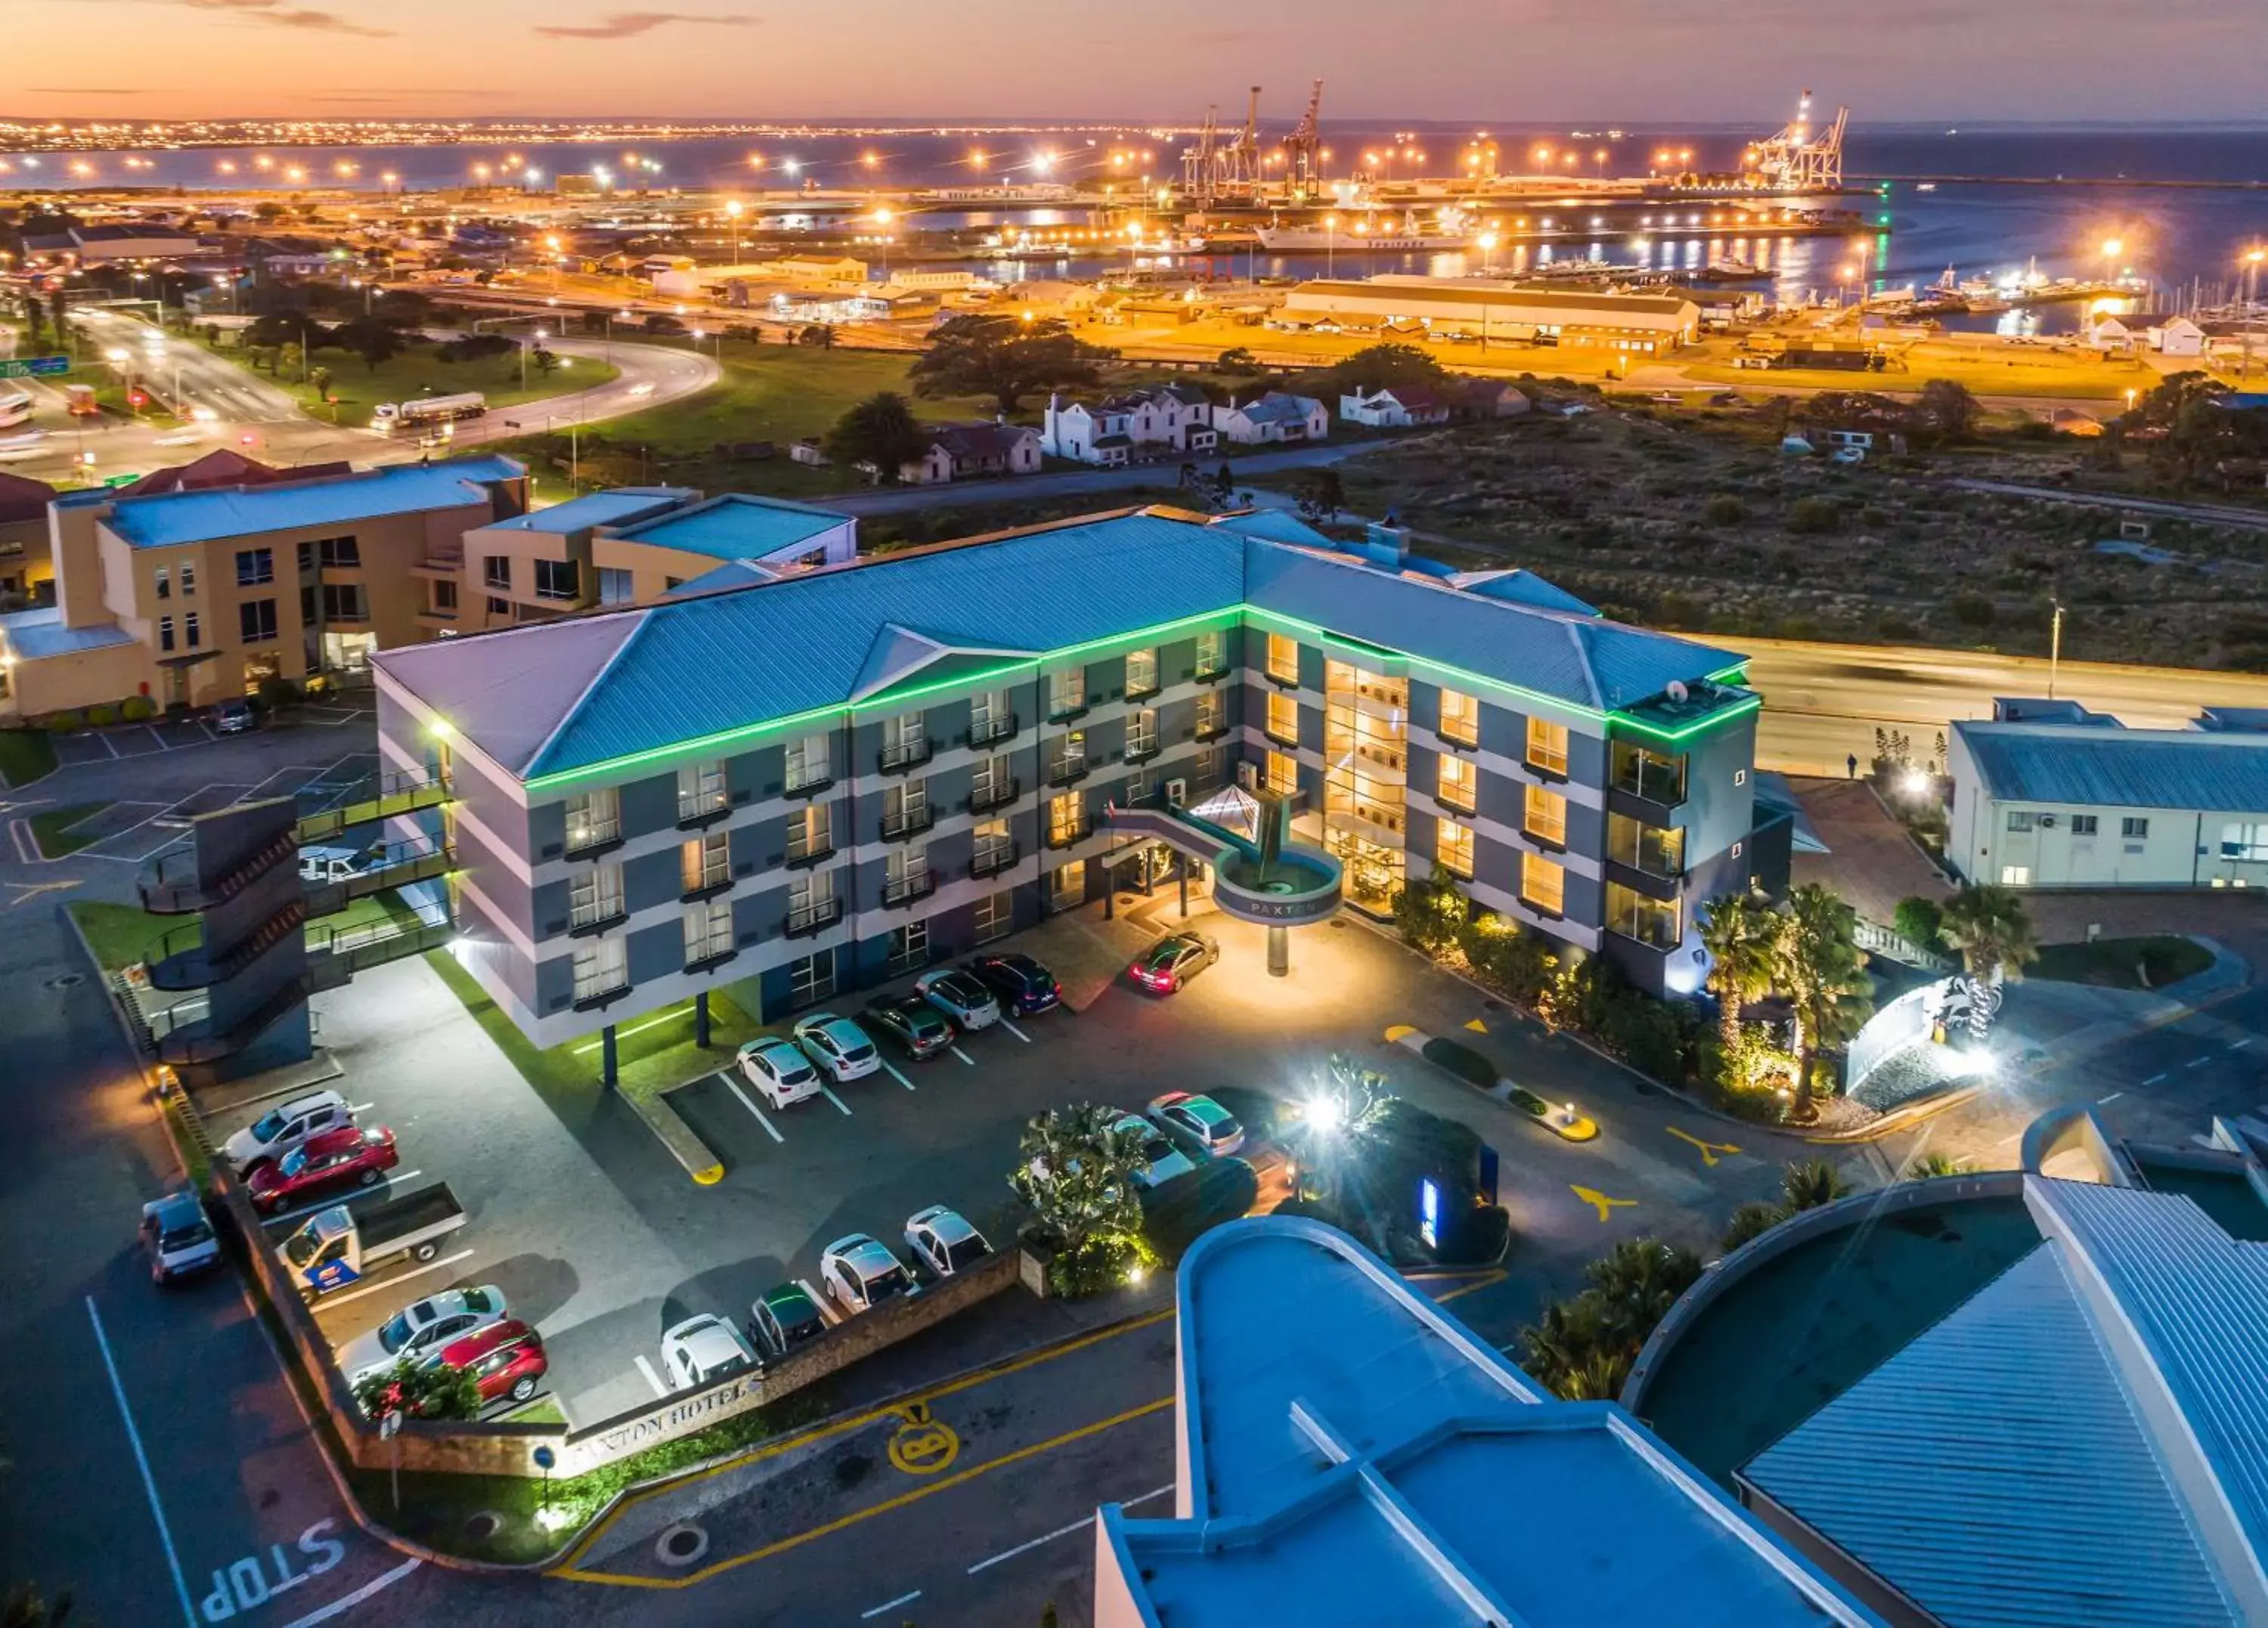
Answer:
[1703,494,1746,526]
[119,695,157,721]
[42,710,85,732]
[1893,896,1948,955]
[1418,1036,1498,1091]
[1392,873,1469,958]
[1719,1201,1787,1252]
[1046,1233,1151,1298]
[85,703,119,728]
[256,676,304,710]
[1786,497,1842,534]
[1947,590,1996,630]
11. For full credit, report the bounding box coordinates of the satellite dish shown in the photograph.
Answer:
[1665,680,1690,703]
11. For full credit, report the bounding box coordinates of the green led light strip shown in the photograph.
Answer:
[1610,694,1762,746]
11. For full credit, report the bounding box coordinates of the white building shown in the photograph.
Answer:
[898,422,1043,485]
[1214,391,1329,445]
[1948,701,2268,890]
[2089,312,2207,357]
[1042,385,1216,466]
[1285,277,1699,354]
[1338,385,1452,428]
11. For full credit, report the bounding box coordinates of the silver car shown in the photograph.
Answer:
[221,1090,352,1175]
[792,1014,881,1083]
[141,1190,220,1284]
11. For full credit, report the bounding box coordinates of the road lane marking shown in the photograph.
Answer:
[1665,1126,1741,1166]
[86,1296,197,1628]
[2188,1056,2214,1069]
[303,1249,475,1311]
[2232,1038,2255,1051]
[2099,1092,2124,1104]
[862,1592,922,1620]
[2146,1072,2169,1085]
[258,1171,424,1227]
[717,1073,784,1144]
[275,1556,421,1628]
[1571,1185,1637,1221]
[1001,1019,1033,1044]
[1464,1017,1488,1033]
[820,1085,854,1116]
[634,1354,669,1397]
[880,1060,916,1091]
[967,1482,1176,1574]
[950,1045,976,1066]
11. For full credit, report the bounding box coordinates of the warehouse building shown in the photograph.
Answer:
[1281,277,1700,352]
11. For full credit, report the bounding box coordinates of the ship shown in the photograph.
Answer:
[1696,257,1770,283]
[1253,210,1470,252]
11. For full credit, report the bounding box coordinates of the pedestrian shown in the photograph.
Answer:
[1846,751,1859,779]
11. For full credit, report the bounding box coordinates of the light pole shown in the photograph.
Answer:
[872,206,894,280]
[2100,237,2124,288]
[724,199,743,265]
[1478,229,1498,276]
[2244,247,2264,378]
[1325,213,1337,278]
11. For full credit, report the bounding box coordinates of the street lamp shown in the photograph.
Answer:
[2100,237,2124,286]
[1478,229,1498,275]
[723,199,743,265]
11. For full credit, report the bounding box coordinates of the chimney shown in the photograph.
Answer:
[1365,522,1411,568]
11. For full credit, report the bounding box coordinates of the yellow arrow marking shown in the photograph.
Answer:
[1463,1018,1488,1033]
[1571,1185,1637,1222]
[1383,1024,1419,1044]
[1666,1125,1743,1167]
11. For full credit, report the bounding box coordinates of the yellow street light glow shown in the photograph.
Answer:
[2101,237,2123,258]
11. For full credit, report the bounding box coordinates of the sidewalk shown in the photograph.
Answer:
[1016,887,1185,1011]
[1787,775,1950,924]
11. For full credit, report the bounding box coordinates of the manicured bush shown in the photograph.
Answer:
[256,675,304,710]
[119,695,157,721]
[42,710,85,732]
[1893,895,1948,955]
[84,703,119,728]
[1419,1036,1498,1091]
[1718,1200,1787,1252]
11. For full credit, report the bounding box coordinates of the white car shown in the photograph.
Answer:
[736,1038,821,1108]
[221,1089,352,1175]
[1113,1113,1196,1188]
[336,1285,510,1387]
[661,1314,758,1390]
[903,1206,993,1280]
[792,1014,881,1083]
[140,1190,221,1284]
[912,968,999,1031]
[1149,1091,1247,1158]
[819,1233,916,1314]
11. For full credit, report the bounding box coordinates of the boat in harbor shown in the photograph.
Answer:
[1696,257,1770,282]
[1253,223,1470,252]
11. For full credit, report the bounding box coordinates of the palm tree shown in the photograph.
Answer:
[1937,884,2037,1041]
[1781,1158,1848,1212]
[1585,1237,1705,1336]
[1774,884,1876,1122]
[1700,891,1780,1052]
[1719,1199,1788,1252]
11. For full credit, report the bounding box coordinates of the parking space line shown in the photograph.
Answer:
[967,1481,1175,1575]
[950,1045,976,1066]
[820,1085,854,1116]
[86,1297,197,1627]
[717,1073,785,1144]
[2099,1092,2124,1104]
[633,1354,670,1398]
[274,1556,421,1628]
[258,1170,424,1227]
[2188,1056,2213,1069]
[304,1249,475,1311]
[100,732,120,759]
[1001,1019,1033,1044]
[881,1060,916,1091]
[2146,1072,2170,1085]
[145,726,166,754]
[2232,1038,2255,1051]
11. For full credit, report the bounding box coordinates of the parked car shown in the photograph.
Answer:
[298,846,370,886]
[863,995,953,1060]
[792,1014,881,1082]
[1112,1112,1195,1188]
[661,1314,759,1390]
[820,1233,916,1314]
[903,1206,993,1280]
[965,952,1061,1016]
[211,697,257,735]
[1128,932,1219,995]
[248,1125,398,1215]
[912,967,999,1031]
[736,1037,822,1108]
[220,1088,352,1175]
[1149,1091,1247,1158]
[336,1285,510,1385]
[140,1189,221,1284]
[748,1283,827,1362]
[428,1317,547,1407]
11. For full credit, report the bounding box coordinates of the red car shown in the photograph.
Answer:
[429,1318,548,1407]
[246,1124,398,1215]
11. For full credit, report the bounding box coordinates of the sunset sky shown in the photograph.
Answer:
[11,0,2266,123]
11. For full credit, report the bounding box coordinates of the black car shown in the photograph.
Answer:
[965,952,1061,1015]
[748,1283,827,1363]
[1129,932,1219,995]
[863,994,953,1060]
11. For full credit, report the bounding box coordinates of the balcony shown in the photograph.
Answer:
[881,803,936,842]
[676,796,731,832]
[1123,675,1161,704]
[970,841,1020,878]
[968,776,1021,816]
[563,824,624,862]
[572,980,633,1014]
[783,774,835,801]
[411,551,463,581]
[567,902,628,939]
[1046,814,1092,850]
[1047,698,1090,726]
[1193,661,1231,686]
[785,896,844,937]
[785,839,836,870]
[882,870,937,908]
[1193,716,1229,743]
[1046,754,1090,788]
[683,946,740,975]
[878,737,934,775]
[969,712,1018,748]
[1124,736,1162,765]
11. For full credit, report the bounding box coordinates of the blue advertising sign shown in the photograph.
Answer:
[0,356,70,379]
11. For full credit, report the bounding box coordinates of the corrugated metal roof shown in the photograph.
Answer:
[609,493,849,562]
[373,611,643,775]
[489,488,692,535]
[0,605,141,661]
[1958,720,2268,812]
[1745,1241,2239,1627]
[1452,568,1601,617]
[102,455,523,549]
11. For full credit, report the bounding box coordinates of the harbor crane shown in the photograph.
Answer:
[1748,90,1847,190]
[1179,84,1266,206]
[1284,78,1326,191]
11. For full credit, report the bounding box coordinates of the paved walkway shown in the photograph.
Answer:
[1788,775,1950,925]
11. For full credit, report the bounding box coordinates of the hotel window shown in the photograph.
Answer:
[887,919,930,975]
[1608,812,1684,877]
[1194,629,1226,677]
[1126,707,1160,760]
[785,733,831,792]
[484,556,510,591]
[2070,814,2099,837]
[1526,717,1569,776]
[2122,817,2149,839]
[178,562,196,594]
[1610,740,1686,804]
[788,947,835,1006]
[970,688,1012,745]
[1266,632,1300,685]
[1436,819,1476,881]
[322,583,369,622]
[682,899,735,967]
[185,611,201,648]
[2005,811,2037,834]
[973,890,1014,943]
[1436,754,1477,812]
[971,816,1015,876]
[883,778,930,840]
[239,599,277,644]
[1048,790,1089,847]
[677,759,727,822]
[316,535,360,568]
[154,565,171,599]
[234,548,273,587]
[1048,666,1086,719]
[568,862,624,930]
[681,831,731,895]
[786,802,833,862]
[487,596,510,617]
[1123,647,1159,698]
[597,567,634,607]
[1194,692,1225,739]
[1267,750,1300,798]
[880,710,929,770]
[1266,692,1300,746]
[572,938,628,1004]
[1438,686,1480,747]
[564,788,621,854]
[1520,851,1566,915]
[432,580,459,613]
[1525,784,1568,845]
[534,559,579,602]
[1606,882,1681,950]
[885,845,931,903]
[2223,823,2268,861]
[159,615,175,653]
[1049,859,1086,907]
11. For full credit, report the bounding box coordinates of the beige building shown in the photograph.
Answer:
[1282,277,1700,353]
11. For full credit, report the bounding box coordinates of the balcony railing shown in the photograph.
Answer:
[1194,661,1230,685]
[1123,674,1161,702]
[970,841,1020,878]
[878,737,934,774]
[564,820,624,859]
[881,803,935,842]
[568,899,628,938]
[1047,699,1090,725]
[785,837,836,869]
[1046,755,1089,788]
[882,870,937,908]
[968,776,1021,815]
[785,896,844,937]
[571,977,632,1013]
[969,712,1018,747]
[676,794,730,831]
[1124,736,1161,764]
[1046,814,1092,850]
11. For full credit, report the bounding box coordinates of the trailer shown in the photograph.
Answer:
[278,1181,466,1296]
[372,392,486,433]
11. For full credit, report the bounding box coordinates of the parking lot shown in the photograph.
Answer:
[201,890,1867,1435]
[42,704,373,769]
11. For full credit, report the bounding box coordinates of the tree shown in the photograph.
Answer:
[1903,1150,1971,1179]
[1773,884,1874,1121]
[330,315,404,373]
[531,346,559,376]
[1699,892,1779,1053]
[1719,1200,1787,1252]
[797,323,835,349]
[306,365,333,403]
[1914,378,1981,442]
[1009,1103,1147,1264]
[278,341,304,381]
[1520,1236,1703,1401]
[1391,872,1468,958]
[1328,340,1447,395]
[351,1355,482,1423]
[822,391,927,481]
[1216,345,1258,372]
[1936,884,2037,1041]
[910,314,1111,415]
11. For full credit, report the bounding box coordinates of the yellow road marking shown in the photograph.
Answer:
[1463,1018,1488,1033]
[1571,1184,1637,1222]
[886,1402,961,1475]
[1433,1268,1507,1304]
[1665,1125,1742,1166]
[555,1307,1175,1568]
[555,1396,1175,1588]
[1383,1023,1418,1043]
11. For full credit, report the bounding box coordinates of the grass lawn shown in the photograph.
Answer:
[29,803,108,858]
[189,334,618,429]
[2031,936,2216,990]
[421,949,761,1102]
[0,731,60,788]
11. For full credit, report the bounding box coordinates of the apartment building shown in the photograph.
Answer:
[371,503,1778,1064]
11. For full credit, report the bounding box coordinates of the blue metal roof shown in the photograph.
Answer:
[0,604,140,661]
[1744,1241,2241,1628]
[1958,721,2268,813]
[1455,568,1601,617]
[609,492,850,562]
[1101,1218,1878,1628]
[488,488,692,535]
[101,455,524,549]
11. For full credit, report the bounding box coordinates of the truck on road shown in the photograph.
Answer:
[278,1181,466,1296]
[372,392,486,433]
